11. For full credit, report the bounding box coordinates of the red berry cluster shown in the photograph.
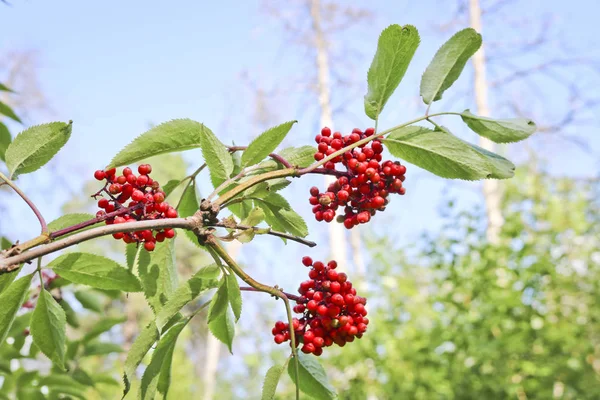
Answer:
[310,127,407,229]
[93,164,177,251]
[271,257,368,356]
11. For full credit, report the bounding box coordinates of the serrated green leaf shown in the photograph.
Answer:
[109,119,209,168]
[207,279,229,323]
[242,207,265,227]
[47,253,142,292]
[31,289,67,370]
[208,307,235,354]
[161,179,181,198]
[228,200,253,220]
[262,361,289,400]
[465,141,515,179]
[365,24,420,120]
[58,299,80,328]
[47,213,95,235]
[268,178,291,192]
[288,353,337,400]
[73,290,103,313]
[0,273,33,345]
[258,146,317,170]
[138,240,177,314]
[72,368,95,387]
[122,321,159,397]
[83,316,127,342]
[263,205,308,237]
[0,122,11,162]
[5,121,72,178]
[242,121,297,167]
[83,341,124,356]
[461,109,536,143]
[384,125,497,180]
[261,193,291,209]
[139,320,187,400]
[178,181,201,246]
[420,28,482,104]
[93,374,121,386]
[156,264,220,330]
[0,101,21,123]
[226,272,242,321]
[199,126,233,187]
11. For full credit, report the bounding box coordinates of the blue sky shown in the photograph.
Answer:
[1,0,598,270]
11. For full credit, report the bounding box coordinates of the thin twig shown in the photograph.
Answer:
[213,222,316,247]
[240,286,305,303]
[227,146,293,168]
[0,171,48,233]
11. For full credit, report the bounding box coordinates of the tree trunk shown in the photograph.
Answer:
[469,0,503,244]
[309,0,349,269]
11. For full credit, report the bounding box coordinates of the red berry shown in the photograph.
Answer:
[98,198,109,208]
[94,170,106,180]
[164,228,175,238]
[138,164,152,175]
[321,127,331,137]
[132,190,144,202]
[144,241,155,251]
[137,175,149,186]
[274,334,285,344]
[166,208,178,218]
[154,192,165,203]
[302,256,313,267]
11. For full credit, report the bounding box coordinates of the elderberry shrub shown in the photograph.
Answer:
[311,127,407,229]
[272,257,368,356]
[93,164,177,251]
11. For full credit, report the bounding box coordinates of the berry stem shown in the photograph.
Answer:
[227,146,293,168]
[213,222,316,247]
[239,286,306,303]
[206,239,300,394]
[0,171,48,234]
[49,203,144,240]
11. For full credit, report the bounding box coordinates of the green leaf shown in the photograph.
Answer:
[138,240,177,314]
[0,273,33,345]
[260,193,291,209]
[258,146,317,170]
[0,236,11,250]
[82,316,127,342]
[5,121,72,178]
[364,24,420,120]
[228,200,253,220]
[161,179,181,198]
[0,101,21,123]
[139,321,187,400]
[460,109,536,143]
[47,213,95,235]
[269,207,308,237]
[0,268,17,295]
[31,289,67,370]
[242,207,265,227]
[47,253,142,292]
[208,307,235,354]
[0,122,11,162]
[288,353,337,400]
[262,361,289,400]
[226,272,242,321]
[83,341,124,356]
[0,83,14,92]
[122,321,159,397]
[109,119,210,168]
[420,28,482,104]
[199,126,233,187]
[384,125,505,180]
[73,290,103,313]
[178,181,201,246]
[156,264,220,330]
[242,121,297,167]
[59,299,80,328]
[207,279,229,323]
[464,141,515,179]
